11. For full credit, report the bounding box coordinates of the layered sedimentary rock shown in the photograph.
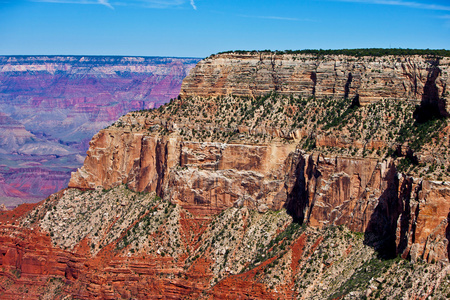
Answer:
[181,52,450,114]
[284,152,450,262]
[66,52,450,263]
[3,51,450,298]
[0,55,199,148]
[0,112,35,149]
[68,128,450,263]
[0,55,200,206]
[69,130,296,215]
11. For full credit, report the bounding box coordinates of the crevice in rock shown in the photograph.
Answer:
[414,58,447,122]
[310,71,317,97]
[270,55,280,92]
[363,163,401,259]
[284,152,308,224]
[155,139,167,197]
[344,72,352,99]
[284,153,321,225]
[396,177,413,256]
[306,156,321,225]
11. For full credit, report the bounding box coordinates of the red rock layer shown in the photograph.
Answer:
[0,224,209,299]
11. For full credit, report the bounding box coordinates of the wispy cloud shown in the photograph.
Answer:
[331,0,450,11]
[437,14,450,28]
[32,0,197,10]
[98,0,113,9]
[237,14,312,22]
[190,0,196,10]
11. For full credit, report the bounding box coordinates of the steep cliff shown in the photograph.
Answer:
[180,52,450,115]
[3,51,450,299]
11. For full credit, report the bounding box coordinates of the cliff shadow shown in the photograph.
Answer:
[344,72,352,100]
[414,58,446,123]
[310,72,317,97]
[395,177,414,258]
[284,154,320,224]
[363,164,401,259]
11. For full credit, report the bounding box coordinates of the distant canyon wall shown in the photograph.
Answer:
[0,55,200,207]
[1,56,200,127]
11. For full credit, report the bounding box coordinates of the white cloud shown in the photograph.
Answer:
[332,0,450,11]
[98,0,113,9]
[190,0,196,10]
[124,0,184,8]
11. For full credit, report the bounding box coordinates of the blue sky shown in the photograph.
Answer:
[0,0,449,57]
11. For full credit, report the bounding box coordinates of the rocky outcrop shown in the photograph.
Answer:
[3,194,449,299]
[284,152,450,262]
[69,129,296,215]
[0,225,207,299]
[180,53,450,114]
[68,124,450,262]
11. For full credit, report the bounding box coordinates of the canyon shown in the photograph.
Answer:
[1,51,450,299]
[0,56,200,207]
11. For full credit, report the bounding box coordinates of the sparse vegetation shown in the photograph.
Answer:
[216,48,450,58]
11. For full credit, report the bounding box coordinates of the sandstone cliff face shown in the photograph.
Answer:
[181,53,450,114]
[69,129,296,215]
[284,152,450,262]
[68,125,450,262]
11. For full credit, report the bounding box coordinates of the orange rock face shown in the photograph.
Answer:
[69,126,450,262]
[69,130,296,215]
[0,224,211,299]
[0,199,299,299]
[285,152,450,262]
